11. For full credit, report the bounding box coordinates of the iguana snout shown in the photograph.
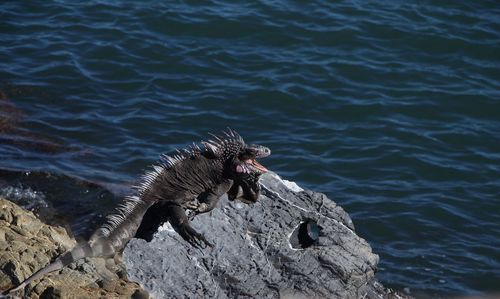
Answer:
[236,144,271,175]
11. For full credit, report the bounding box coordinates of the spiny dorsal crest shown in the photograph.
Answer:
[136,129,243,196]
[96,194,144,237]
[202,128,245,160]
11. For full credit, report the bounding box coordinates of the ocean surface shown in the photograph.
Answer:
[1,1,499,297]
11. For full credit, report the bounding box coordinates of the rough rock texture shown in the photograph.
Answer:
[0,198,146,299]
[124,172,406,299]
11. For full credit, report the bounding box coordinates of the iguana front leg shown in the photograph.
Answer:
[192,180,233,215]
[228,174,261,204]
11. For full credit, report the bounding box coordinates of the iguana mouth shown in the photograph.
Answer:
[246,159,268,173]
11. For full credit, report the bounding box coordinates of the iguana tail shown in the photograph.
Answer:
[6,195,154,294]
[7,242,95,293]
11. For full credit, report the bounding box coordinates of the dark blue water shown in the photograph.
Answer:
[1,1,499,297]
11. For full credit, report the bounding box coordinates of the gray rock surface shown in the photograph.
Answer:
[124,172,406,299]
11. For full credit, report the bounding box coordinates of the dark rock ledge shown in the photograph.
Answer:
[124,172,408,299]
[0,171,409,298]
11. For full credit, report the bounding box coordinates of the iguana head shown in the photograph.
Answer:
[202,129,271,178]
[234,143,270,175]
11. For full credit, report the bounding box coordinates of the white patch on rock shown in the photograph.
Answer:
[157,222,175,232]
[282,179,304,192]
[234,202,245,209]
[269,172,304,192]
[287,222,304,251]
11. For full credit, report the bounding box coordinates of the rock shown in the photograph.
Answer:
[123,172,408,298]
[0,198,143,298]
[0,171,409,298]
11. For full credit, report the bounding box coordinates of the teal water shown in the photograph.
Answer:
[1,1,499,297]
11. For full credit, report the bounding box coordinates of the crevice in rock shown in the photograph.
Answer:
[261,180,358,237]
[289,220,321,249]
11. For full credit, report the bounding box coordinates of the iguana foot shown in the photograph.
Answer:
[184,201,200,210]
[195,203,210,213]
[178,224,213,249]
[185,202,204,220]
[184,202,209,214]
[186,202,213,220]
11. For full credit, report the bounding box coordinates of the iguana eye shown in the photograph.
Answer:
[238,149,255,161]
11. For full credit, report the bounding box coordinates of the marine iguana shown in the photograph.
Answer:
[7,129,270,293]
